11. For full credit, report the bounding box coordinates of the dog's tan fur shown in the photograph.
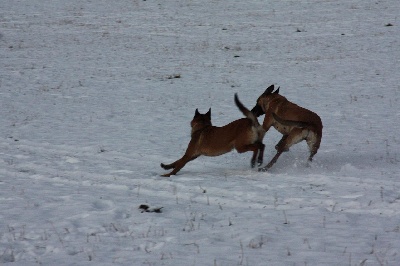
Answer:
[161,94,265,177]
[251,85,323,171]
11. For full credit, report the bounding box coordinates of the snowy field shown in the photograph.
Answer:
[1,0,400,265]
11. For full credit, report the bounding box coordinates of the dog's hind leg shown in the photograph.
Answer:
[236,143,264,168]
[256,142,265,166]
[251,143,265,168]
[250,150,258,168]
[306,131,321,162]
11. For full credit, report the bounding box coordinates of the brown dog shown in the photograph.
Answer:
[251,85,323,171]
[160,94,265,177]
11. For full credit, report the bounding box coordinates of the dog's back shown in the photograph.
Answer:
[271,94,322,136]
[194,95,264,156]
[194,118,254,156]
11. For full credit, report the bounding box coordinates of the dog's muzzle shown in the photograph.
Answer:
[251,105,264,117]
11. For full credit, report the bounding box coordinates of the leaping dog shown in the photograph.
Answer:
[160,94,265,177]
[251,85,323,171]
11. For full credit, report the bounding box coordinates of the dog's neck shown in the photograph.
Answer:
[191,121,212,136]
[263,95,286,111]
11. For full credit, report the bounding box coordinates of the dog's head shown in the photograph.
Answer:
[191,108,212,132]
[251,84,280,117]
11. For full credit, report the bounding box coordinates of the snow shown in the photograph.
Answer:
[1,0,399,265]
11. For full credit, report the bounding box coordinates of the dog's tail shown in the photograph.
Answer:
[272,113,309,128]
[234,93,260,127]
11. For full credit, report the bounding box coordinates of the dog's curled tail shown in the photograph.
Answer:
[234,93,260,127]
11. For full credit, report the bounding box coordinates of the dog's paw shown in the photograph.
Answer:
[258,167,268,172]
[161,173,171,177]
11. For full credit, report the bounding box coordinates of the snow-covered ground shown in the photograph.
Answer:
[1,0,399,265]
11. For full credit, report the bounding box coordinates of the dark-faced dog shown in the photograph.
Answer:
[160,94,265,177]
[251,85,323,171]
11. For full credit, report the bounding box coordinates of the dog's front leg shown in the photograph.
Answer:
[161,154,199,177]
[259,151,282,172]
[259,135,286,171]
[160,162,175,170]
[275,135,289,152]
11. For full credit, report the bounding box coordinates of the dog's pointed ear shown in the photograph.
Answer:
[263,85,274,95]
[206,108,211,117]
[274,86,280,94]
[194,108,200,117]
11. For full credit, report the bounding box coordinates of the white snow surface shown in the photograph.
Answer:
[1,0,400,265]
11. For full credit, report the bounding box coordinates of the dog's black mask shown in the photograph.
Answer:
[251,104,264,117]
